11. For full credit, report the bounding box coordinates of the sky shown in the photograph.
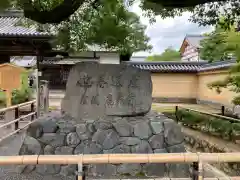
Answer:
[129,1,214,57]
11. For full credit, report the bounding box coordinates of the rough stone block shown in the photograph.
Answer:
[164,121,184,146]
[61,62,152,119]
[39,133,66,147]
[120,137,141,146]
[149,134,164,149]
[150,121,164,134]
[18,111,189,178]
[113,120,133,136]
[117,164,142,176]
[66,132,81,147]
[134,122,152,139]
[19,136,42,155]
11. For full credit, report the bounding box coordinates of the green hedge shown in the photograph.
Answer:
[176,109,240,141]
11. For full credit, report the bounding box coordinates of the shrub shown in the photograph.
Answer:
[11,88,33,105]
[232,123,240,135]
[176,109,240,142]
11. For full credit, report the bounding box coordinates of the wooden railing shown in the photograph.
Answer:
[0,153,239,180]
[174,105,240,145]
[176,106,240,123]
[0,100,37,142]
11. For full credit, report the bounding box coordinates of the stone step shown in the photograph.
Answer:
[49,93,65,99]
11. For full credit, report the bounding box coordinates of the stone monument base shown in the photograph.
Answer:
[18,111,190,178]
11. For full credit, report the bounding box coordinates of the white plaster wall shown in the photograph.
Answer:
[97,52,120,64]
[74,51,95,57]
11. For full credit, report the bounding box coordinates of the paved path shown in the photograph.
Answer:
[0,125,74,180]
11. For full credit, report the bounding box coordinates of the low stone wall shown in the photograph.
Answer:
[184,131,240,176]
[18,111,190,179]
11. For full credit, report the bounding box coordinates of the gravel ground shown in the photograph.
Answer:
[0,129,75,180]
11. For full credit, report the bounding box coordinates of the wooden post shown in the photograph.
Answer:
[40,80,49,113]
[198,161,203,180]
[14,107,19,131]
[30,102,35,121]
[77,163,83,180]
[77,154,84,180]
[5,89,13,129]
[175,106,179,123]
[6,90,11,107]
[45,81,49,113]
[35,67,40,118]
[221,106,225,116]
[192,162,199,180]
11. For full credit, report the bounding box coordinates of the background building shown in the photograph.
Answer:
[179,35,206,62]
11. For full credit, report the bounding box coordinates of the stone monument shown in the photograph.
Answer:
[61,62,152,118]
[18,62,190,179]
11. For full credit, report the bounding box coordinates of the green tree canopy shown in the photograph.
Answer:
[0,0,235,27]
[16,0,152,54]
[199,28,228,62]
[207,28,240,105]
[199,20,238,62]
[139,0,240,31]
[146,47,181,61]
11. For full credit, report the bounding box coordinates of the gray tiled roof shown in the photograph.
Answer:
[127,59,237,73]
[126,61,207,73]
[198,59,236,72]
[10,56,36,67]
[0,11,52,37]
[185,35,205,48]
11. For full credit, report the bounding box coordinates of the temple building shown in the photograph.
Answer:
[179,35,206,62]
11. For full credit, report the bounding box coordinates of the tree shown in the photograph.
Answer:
[199,27,229,62]
[16,0,152,54]
[140,0,239,28]
[207,29,240,105]
[0,0,234,26]
[199,19,239,62]
[146,47,181,61]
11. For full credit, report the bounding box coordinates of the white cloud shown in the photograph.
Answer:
[129,1,214,57]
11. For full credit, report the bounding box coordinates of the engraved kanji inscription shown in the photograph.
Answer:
[91,95,100,105]
[105,93,114,106]
[80,94,88,105]
[126,92,136,107]
[116,92,125,106]
[77,74,93,88]
[97,75,108,88]
[110,75,123,87]
[128,75,140,88]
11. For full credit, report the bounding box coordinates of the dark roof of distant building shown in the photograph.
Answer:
[0,10,53,37]
[185,34,205,48]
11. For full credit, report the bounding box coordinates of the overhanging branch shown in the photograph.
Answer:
[147,0,228,8]
[23,0,85,24]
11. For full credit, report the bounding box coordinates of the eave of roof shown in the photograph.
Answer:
[0,10,54,38]
[198,59,236,72]
[126,61,206,73]
[126,60,236,73]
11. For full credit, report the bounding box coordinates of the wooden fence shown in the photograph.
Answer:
[0,103,239,180]
[175,106,240,123]
[0,100,36,142]
[174,105,240,144]
[0,153,239,180]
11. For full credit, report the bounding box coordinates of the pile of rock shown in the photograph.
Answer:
[19,111,189,178]
[18,62,190,179]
